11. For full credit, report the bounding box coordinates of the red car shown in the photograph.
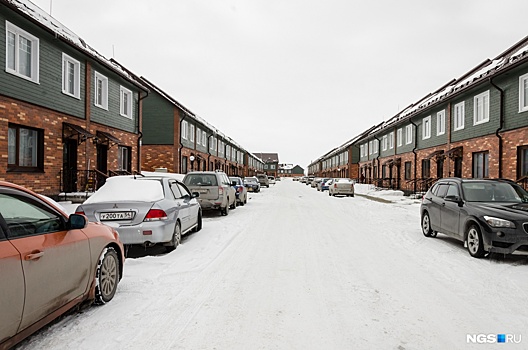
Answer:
[0,181,124,349]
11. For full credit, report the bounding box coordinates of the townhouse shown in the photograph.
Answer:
[0,0,147,196]
[310,35,528,194]
[140,78,264,177]
[253,153,279,178]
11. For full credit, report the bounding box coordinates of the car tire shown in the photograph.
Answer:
[194,210,202,232]
[222,204,229,216]
[466,224,485,258]
[166,221,181,252]
[328,191,331,196]
[94,247,120,305]
[230,198,236,209]
[421,212,434,237]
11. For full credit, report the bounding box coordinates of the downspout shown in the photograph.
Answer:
[489,78,504,179]
[207,134,213,171]
[373,135,381,185]
[410,119,418,193]
[137,90,149,173]
[178,112,187,174]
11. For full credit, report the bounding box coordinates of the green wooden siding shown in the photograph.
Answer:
[0,8,85,119]
[142,91,175,145]
[496,65,528,132]
[413,105,449,150]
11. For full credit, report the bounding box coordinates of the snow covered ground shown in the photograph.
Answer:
[17,180,528,349]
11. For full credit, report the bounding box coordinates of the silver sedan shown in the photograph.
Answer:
[76,175,202,252]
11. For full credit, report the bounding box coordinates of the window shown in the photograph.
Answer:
[405,162,412,180]
[62,53,80,98]
[437,110,445,135]
[397,128,402,147]
[382,135,388,151]
[8,124,43,172]
[422,159,431,178]
[118,146,131,172]
[196,127,202,145]
[94,71,108,110]
[182,156,188,173]
[181,120,188,140]
[405,125,413,144]
[190,125,195,142]
[369,141,373,155]
[119,86,133,118]
[518,146,528,178]
[373,140,378,154]
[389,132,394,149]
[202,131,207,146]
[6,21,39,83]
[473,151,489,178]
[454,101,465,131]
[360,144,365,157]
[423,116,431,139]
[474,91,490,125]
[519,73,528,113]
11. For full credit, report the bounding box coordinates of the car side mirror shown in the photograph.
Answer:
[192,192,200,198]
[445,195,463,205]
[68,214,87,229]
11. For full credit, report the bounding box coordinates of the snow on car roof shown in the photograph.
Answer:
[84,176,164,203]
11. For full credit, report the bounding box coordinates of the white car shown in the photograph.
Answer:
[328,178,355,197]
[268,176,276,185]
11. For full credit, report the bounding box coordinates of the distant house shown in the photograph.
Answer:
[278,163,304,177]
[0,0,147,196]
[253,153,279,177]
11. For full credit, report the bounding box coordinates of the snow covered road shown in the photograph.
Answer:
[17,179,528,349]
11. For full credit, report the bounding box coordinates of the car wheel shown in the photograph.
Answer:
[421,212,433,237]
[222,204,229,216]
[94,247,120,304]
[328,191,331,196]
[466,224,485,258]
[194,210,202,232]
[166,221,181,252]
[244,195,247,204]
[230,197,236,209]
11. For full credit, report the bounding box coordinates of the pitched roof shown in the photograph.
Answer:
[254,153,279,163]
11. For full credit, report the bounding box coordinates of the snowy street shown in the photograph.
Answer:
[18,179,528,349]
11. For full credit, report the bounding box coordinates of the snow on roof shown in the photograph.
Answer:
[6,0,145,89]
[84,176,164,203]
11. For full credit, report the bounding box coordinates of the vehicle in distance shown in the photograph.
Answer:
[244,176,260,192]
[183,171,236,216]
[230,176,248,206]
[328,178,355,197]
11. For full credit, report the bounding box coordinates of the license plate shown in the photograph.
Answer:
[100,211,135,221]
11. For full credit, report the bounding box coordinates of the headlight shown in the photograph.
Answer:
[483,216,516,228]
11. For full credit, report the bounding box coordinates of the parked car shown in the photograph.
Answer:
[328,178,355,197]
[0,181,124,349]
[244,176,261,193]
[257,174,270,188]
[421,178,528,258]
[268,176,276,185]
[311,177,323,188]
[305,176,315,186]
[76,175,202,252]
[230,176,248,206]
[183,171,236,216]
[317,178,332,191]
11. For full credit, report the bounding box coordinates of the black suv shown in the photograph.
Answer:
[420,178,528,258]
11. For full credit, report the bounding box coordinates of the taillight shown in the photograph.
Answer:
[237,187,243,193]
[144,209,168,221]
[334,183,337,188]
[219,186,224,195]
[75,209,85,215]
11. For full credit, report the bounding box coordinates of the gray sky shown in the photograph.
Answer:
[32,0,528,169]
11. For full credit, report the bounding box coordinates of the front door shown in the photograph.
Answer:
[454,157,462,178]
[437,158,444,179]
[63,139,78,192]
[96,144,108,188]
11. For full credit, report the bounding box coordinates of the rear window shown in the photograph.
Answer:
[85,177,164,203]
[184,174,218,187]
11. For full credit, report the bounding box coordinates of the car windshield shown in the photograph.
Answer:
[230,177,242,185]
[462,182,528,203]
[245,179,257,184]
[184,174,218,187]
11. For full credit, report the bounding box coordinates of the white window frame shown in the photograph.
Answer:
[423,116,431,140]
[5,21,40,83]
[454,101,465,131]
[373,140,378,154]
[94,71,108,110]
[436,110,445,136]
[181,120,188,140]
[190,124,195,143]
[62,53,80,98]
[473,90,490,125]
[519,73,528,113]
[369,141,373,155]
[405,125,413,145]
[196,127,202,145]
[202,131,206,146]
[360,144,364,157]
[382,135,388,151]
[397,128,402,147]
[120,86,133,119]
[389,132,394,149]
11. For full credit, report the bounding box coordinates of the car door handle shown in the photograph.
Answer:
[441,202,446,206]
[25,251,44,260]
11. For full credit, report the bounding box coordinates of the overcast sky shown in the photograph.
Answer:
[31,0,528,169]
